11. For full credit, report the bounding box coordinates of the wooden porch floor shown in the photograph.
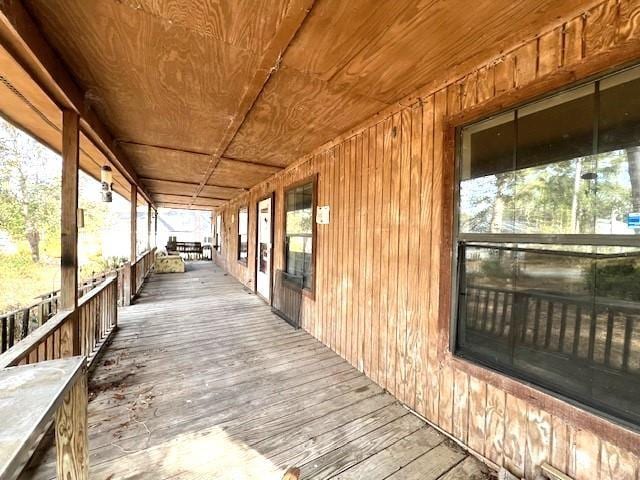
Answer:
[22,262,489,480]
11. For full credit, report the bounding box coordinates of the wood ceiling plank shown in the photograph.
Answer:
[120,142,209,185]
[152,194,223,207]
[225,66,387,165]
[190,0,316,205]
[207,159,279,189]
[323,0,604,103]
[0,0,155,205]
[116,0,292,54]
[24,0,261,153]
[157,203,214,211]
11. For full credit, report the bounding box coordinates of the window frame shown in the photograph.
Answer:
[282,174,318,298]
[237,205,249,265]
[450,63,640,432]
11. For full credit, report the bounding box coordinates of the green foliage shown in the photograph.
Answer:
[586,260,640,302]
[0,120,61,261]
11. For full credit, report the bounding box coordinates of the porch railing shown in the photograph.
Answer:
[1,264,132,353]
[133,248,156,296]
[0,248,155,365]
[0,275,117,368]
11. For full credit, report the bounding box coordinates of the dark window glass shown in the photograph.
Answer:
[215,215,222,253]
[456,66,640,429]
[285,181,314,290]
[237,207,248,262]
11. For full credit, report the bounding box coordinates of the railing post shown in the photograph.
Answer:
[122,262,132,306]
[60,110,80,357]
[130,184,137,299]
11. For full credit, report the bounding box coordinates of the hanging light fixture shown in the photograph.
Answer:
[101,165,113,202]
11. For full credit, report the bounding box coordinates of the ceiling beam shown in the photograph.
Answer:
[119,140,285,170]
[190,0,316,207]
[0,0,155,207]
[139,177,248,192]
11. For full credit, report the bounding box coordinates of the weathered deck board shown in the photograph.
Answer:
[21,262,487,480]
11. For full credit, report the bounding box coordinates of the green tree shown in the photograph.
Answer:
[0,121,60,261]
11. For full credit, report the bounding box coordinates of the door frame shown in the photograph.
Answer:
[254,192,275,305]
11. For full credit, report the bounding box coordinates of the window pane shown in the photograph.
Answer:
[457,243,640,426]
[238,207,248,235]
[517,85,594,170]
[514,155,597,234]
[460,113,515,233]
[599,66,640,153]
[285,181,314,290]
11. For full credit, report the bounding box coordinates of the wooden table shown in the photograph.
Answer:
[0,357,88,480]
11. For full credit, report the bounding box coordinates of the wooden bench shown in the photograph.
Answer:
[0,357,88,480]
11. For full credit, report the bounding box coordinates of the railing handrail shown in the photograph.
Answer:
[466,283,640,314]
[0,275,119,367]
[0,310,72,368]
[78,275,117,307]
[1,265,127,321]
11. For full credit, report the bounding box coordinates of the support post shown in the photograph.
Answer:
[130,184,138,297]
[60,110,80,357]
[147,204,151,250]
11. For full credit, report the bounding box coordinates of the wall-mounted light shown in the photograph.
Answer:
[101,165,113,202]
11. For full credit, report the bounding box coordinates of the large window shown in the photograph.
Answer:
[284,179,316,291]
[237,206,248,264]
[455,65,640,428]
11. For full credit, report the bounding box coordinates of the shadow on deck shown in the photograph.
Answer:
[22,262,489,480]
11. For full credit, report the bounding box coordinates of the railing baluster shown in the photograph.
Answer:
[8,315,15,348]
[532,298,541,346]
[587,308,597,363]
[1,317,7,353]
[544,301,554,349]
[622,315,634,372]
[604,310,615,366]
[572,305,583,358]
[559,303,568,352]
[21,309,29,341]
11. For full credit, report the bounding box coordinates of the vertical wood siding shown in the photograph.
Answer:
[214,2,640,478]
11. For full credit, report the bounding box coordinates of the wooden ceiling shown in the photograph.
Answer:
[19,0,599,209]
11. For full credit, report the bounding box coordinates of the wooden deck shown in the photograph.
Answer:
[22,262,489,480]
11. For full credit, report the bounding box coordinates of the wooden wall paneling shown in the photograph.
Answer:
[617,0,640,43]
[485,385,505,469]
[452,367,469,443]
[386,112,401,396]
[404,103,423,410]
[549,416,569,473]
[503,394,528,477]
[328,146,337,351]
[467,376,487,455]
[362,126,374,375]
[396,107,412,402]
[574,429,601,480]
[461,71,478,110]
[514,41,538,88]
[430,89,447,426]
[346,135,356,366]
[417,95,434,419]
[369,122,383,384]
[338,139,348,358]
[377,116,393,387]
[599,441,638,480]
[524,406,552,479]
[494,54,516,95]
[331,144,340,353]
[357,129,369,371]
[538,28,563,77]
[476,64,496,104]
[584,0,619,56]
[563,16,585,66]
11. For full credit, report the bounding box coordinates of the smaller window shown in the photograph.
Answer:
[284,178,316,292]
[237,206,248,264]
[215,214,222,253]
